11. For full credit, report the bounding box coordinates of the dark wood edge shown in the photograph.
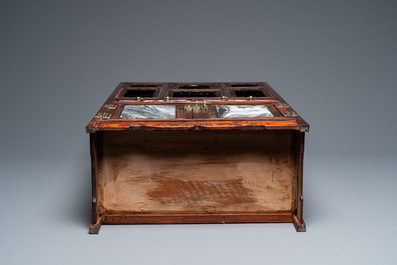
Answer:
[291,131,306,232]
[86,119,98,133]
[290,132,298,211]
[89,215,104,234]
[102,212,293,224]
[111,100,281,105]
[219,83,231,98]
[264,83,310,131]
[292,215,306,232]
[95,121,301,131]
[109,117,296,122]
[88,122,301,132]
[89,132,104,234]
[158,83,170,98]
[89,133,98,226]
[296,132,305,221]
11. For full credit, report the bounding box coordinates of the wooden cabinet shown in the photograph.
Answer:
[86,82,309,234]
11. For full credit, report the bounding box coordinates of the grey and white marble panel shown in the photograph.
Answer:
[216,105,273,118]
[120,105,176,119]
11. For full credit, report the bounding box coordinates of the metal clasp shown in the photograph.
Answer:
[201,100,208,113]
[103,104,117,109]
[95,112,112,119]
[184,101,192,112]
[193,101,201,112]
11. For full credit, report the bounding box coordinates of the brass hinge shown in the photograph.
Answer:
[95,112,112,119]
[275,102,290,108]
[283,110,299,117]
[201,100,208,113]
[184,101,192,112]
[103,104,117,109]
[185,101,208,113]
[193,101,201,112]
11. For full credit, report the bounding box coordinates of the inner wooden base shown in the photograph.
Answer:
[103,212,293,224]
[89,213,305,234]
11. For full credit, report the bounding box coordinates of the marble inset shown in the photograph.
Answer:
[120,105,176,119]
[216,105,273,118]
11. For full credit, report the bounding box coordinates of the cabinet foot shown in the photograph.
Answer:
[89,216,103,234]
[292,215,306,232]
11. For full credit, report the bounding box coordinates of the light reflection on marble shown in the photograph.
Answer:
[120,105,176,119]
[216,105,273,118]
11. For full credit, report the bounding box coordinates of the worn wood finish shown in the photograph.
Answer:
[293,132,306,232]
[103,212,293,224]
[98,131,296,215]
[87,82,309,233]
[86,82,309,134]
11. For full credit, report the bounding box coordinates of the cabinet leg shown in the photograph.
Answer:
[89,215,103,234]
[292,215,306,232]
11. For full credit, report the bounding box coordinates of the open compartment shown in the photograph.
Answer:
[234,90,267,97]
[171,90,220,98]
[118,88,161,99]
[124,89,157,98]
[96,130,298,215]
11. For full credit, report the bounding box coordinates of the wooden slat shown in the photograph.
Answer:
[103,212,293,224]
[95,120,300,131]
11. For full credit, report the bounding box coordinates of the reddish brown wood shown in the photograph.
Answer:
[103,212,293,224]
[89,133,99,227]
[292,214,306,232]
[94,120,301,132]
[89,215,103,234]
[87,82,309,233]
[296,132,305,223]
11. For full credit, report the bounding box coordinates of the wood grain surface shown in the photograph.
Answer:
[97,130,297,215]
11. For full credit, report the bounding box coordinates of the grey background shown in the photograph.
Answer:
[1,1,396,264]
